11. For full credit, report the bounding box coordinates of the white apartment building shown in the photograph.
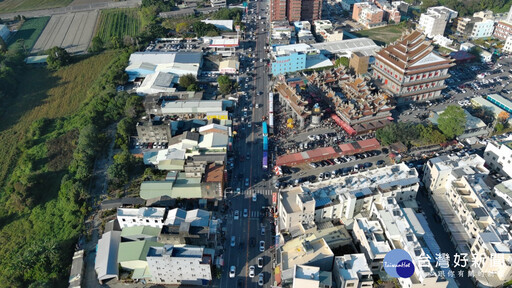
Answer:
[146,245,212,285]
[292,265,322,288]
[470,18,496,39]
[423,154,512,286]
[279,163,420,233]
[117,207,166,229]
[280,237,334,276]
[333,254,372,288]
[494,179,512,209]
[279,188,316,232]
[418,10,449,38]
[504,35,512,53]
[426,6,458,22]
[210,0,226,7]
[372,197,448,288]
[484,139,512,177]
[352,217,392,272]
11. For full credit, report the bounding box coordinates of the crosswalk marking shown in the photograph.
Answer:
[244,190,273,196]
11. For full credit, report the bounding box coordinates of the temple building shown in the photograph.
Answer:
[372,30,454,104]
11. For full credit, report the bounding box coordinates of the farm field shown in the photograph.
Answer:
[95,8,142,43]
[7,17,50,51]
[0,0,72,13]
[31,10,98,54]
[352,23,408,45]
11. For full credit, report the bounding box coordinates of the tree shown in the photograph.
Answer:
[176,22,189,34]
[187,83,199,91]
[418,124,446,145]
[437,105,467,139]
[217,75,233,95]
[0,36,7,53]
[46,46,71,70]
[335,57,349,68]
[179,74,197,89]
[498,111,510,123]
[468,46,482,61]
[89,36,104,53]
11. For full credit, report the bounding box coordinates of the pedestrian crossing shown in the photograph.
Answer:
[229,211,265,218]
[243,189,274,196]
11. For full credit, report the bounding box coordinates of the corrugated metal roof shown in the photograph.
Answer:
[358,138,380,149]
[95,231,121,281]
[118,240,164,263]
[307,147,337,158]
[120,226,161,237]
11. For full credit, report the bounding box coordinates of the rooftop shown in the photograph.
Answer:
[117,207,167,219]
[334,254,371,280]
[147,244,204,258]
[165,208,210,227]
[311,38,380,57]
[281,237,333,270]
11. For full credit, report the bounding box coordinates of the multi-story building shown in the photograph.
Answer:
[423,154,512,287]
[295,163,419,225]
[373,0,401,23]
[418,9,450,38]
[333,254,372,288]
[349,52,370,75]
[372,197,448,288]
[270,0,321,22]
[279,187,316,232]
[146,245,212,285]
[504,35,512,53]
[470,18,495,39]
[352,2,385,29]
[493,21,512,40]
[341,0,362,12]
[210,0,226,7]
[291,265,331,288]
[279,237,334,276]
[137,117,172,143]
[117,207,167,229]
[426,6,458,22]
[352,218,392,271]
[372,30,454,103]
[484,139,512,177]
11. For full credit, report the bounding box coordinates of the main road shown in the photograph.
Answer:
[220,0,275,287]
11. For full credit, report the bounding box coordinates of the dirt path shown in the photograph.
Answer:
[82,123,117,288]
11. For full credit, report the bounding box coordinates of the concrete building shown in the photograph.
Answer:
[484,139,512,177]
[352,2,385,29]
[136,117,172,143]
[125,52,203,81]
[471,18,495,39]
[332,254,372,288]
[487,93,512,113]
[280,237,334,276]
[372,30,454,103]
[352,218,391,272]
[0,24,10,42]
[341,0,363,12]
[493,21,512,40]
[146,245,212,285]
[270,0,321,22]
[418,8,450,38]
[210,0,226,7]
[426,6,458,22]
[423,154,512,287]
[274,81,311,129]
[349,52,370,75]
[372,197,448,288]
[69,250,85,288]
[218,59,239,74]
[292,265,323,288]
[279,187,316,232]
[208,38,239,56]
[504,35,512,53]
[373,0,401,24]
[311,38,380,58]
[117,207,167,229]
[294,21,312,32]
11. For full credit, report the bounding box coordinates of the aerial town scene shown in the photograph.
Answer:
[2,0,512,287]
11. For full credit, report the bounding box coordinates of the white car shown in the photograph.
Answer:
[234,210,240,220]
[252,193,257,202]
[259,241,265,252]
[249,265,255,278]
[243,208,248,218]
[258,257,263,268]
[229,266,236,278]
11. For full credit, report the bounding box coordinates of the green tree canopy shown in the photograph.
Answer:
[217,75,233,95]
[376,122,419,146]
[437,105,467,139]
[192,22,219,37]
[46,46,71,70]
[89,36,104,53]
[179,74,197,89]
[335,57,349,68]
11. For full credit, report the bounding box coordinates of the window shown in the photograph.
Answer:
[146,219,149,223]
[347,283,355,287]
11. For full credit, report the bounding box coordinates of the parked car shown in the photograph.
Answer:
[258,257,263,268]
[249,266,255,278]
[234,210,240,220]
[230,266,236,278]
[259,241,265,252]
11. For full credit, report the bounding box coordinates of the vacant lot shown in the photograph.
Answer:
[0,0,72,13]
[0,51,115,188]
[353,24,408,45]
[32,10,98,54]
[7,17,50,50]
[95,8,142,43]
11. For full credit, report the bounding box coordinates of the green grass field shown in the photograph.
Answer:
[0,0,72,13]
[95,8,142,43]
[353,24,408,46]
[0,51,116,190]
[7,17,50,51]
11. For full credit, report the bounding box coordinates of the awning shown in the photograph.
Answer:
[331,114,356,136]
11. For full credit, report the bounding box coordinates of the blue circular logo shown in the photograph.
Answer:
[383,249,415,278]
